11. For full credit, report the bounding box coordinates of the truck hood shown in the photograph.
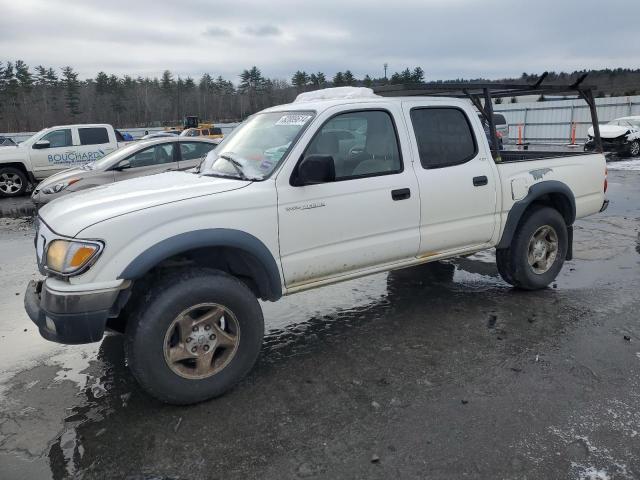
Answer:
[39,171,251,237]
[0,143,23,158]
[588,124,636,139]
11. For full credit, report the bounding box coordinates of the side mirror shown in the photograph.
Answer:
[295,154,335,185]
[113,159,131,171]
[33,140,51,150]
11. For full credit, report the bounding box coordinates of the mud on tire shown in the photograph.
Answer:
[125,268,264,404]
[496,206,568,290]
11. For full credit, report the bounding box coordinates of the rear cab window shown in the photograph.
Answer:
[410,107,478,169]
[79,127,110,145]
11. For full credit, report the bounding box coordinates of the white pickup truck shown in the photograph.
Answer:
[24,88,608,404]
[0,124,129,197]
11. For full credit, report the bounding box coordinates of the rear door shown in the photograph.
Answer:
[78,126,118,158]
[112,142,179,181]
[276,105,420,288]
[177,141,218,169]
[402,102,498,254]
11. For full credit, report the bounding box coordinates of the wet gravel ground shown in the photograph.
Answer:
[0,170,639,480]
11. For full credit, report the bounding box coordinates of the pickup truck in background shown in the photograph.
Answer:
[24,88,608,404]
[0,124,130,197]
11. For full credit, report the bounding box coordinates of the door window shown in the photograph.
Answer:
[180,142,217,160]
[37,129,72,148]
[119,143,175,168]
[410,108,477,169]
[79,127,109,145]
[302,110,402,180]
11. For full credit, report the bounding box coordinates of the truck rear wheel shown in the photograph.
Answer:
[125,268,264,404]
[496,206,567,290]
[0,167,28,197]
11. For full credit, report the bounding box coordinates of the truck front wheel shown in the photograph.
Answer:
[0,167,28,197]
[125,268,264,404]
[496,206,568,290]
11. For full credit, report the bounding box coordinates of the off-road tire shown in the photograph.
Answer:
[125,268,264,404]
[0,167,28,197]
[496,206,568,290]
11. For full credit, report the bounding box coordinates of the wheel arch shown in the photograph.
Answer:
[118,229,282,301]
[497,180,576,249]
[0,161,34,181]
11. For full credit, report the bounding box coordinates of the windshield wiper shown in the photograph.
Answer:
[214,153,260,181]
[217,153,248,179]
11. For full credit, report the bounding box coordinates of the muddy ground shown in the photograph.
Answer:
[0,169,639,480]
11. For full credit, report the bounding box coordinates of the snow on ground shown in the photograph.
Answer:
[607,159,640,171]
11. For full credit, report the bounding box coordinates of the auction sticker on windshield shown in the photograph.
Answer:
[275,114,313,126]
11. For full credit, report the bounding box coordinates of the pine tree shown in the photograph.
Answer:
[411,67,424,84]
[333,71,345,86]
[61,66,81,117]
[292,70,309,90]
[343,70,355,86]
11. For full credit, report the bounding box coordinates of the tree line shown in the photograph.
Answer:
[1,61,639,132]
[0,61,426,132]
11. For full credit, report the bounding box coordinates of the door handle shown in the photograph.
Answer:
[391,188,411,201]
[473,176,488,186]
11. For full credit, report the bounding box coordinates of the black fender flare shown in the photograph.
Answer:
[497,180,576,249]
[118,229,282,300]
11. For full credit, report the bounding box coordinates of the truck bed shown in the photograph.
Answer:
[500,150,590,163]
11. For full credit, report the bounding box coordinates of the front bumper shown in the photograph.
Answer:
[585,137,631,155]
[24,279,121,344]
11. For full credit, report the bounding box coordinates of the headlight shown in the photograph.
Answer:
[46,239,103,275]
[42,178,81,195]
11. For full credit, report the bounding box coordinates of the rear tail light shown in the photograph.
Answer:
[604,165,608,193]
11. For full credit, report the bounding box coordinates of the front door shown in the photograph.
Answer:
[276,107,420,288]
[402,103,498,254]
[29,128,75,178]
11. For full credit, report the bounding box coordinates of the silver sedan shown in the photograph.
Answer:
[32,137,219,206]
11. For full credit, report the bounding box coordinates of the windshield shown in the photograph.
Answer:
[609,119,640,129]
[199,111,314,180]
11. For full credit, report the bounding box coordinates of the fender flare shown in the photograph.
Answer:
[497,180,576,249]
[118,228,282,300]
[0,160,36,183]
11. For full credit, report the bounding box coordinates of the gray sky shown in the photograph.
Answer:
[1,0,638,84]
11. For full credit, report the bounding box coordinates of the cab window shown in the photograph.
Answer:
[410,107,477,169]
[79,127,109,145]
[302,110,402,180]
[37,129,72,148]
